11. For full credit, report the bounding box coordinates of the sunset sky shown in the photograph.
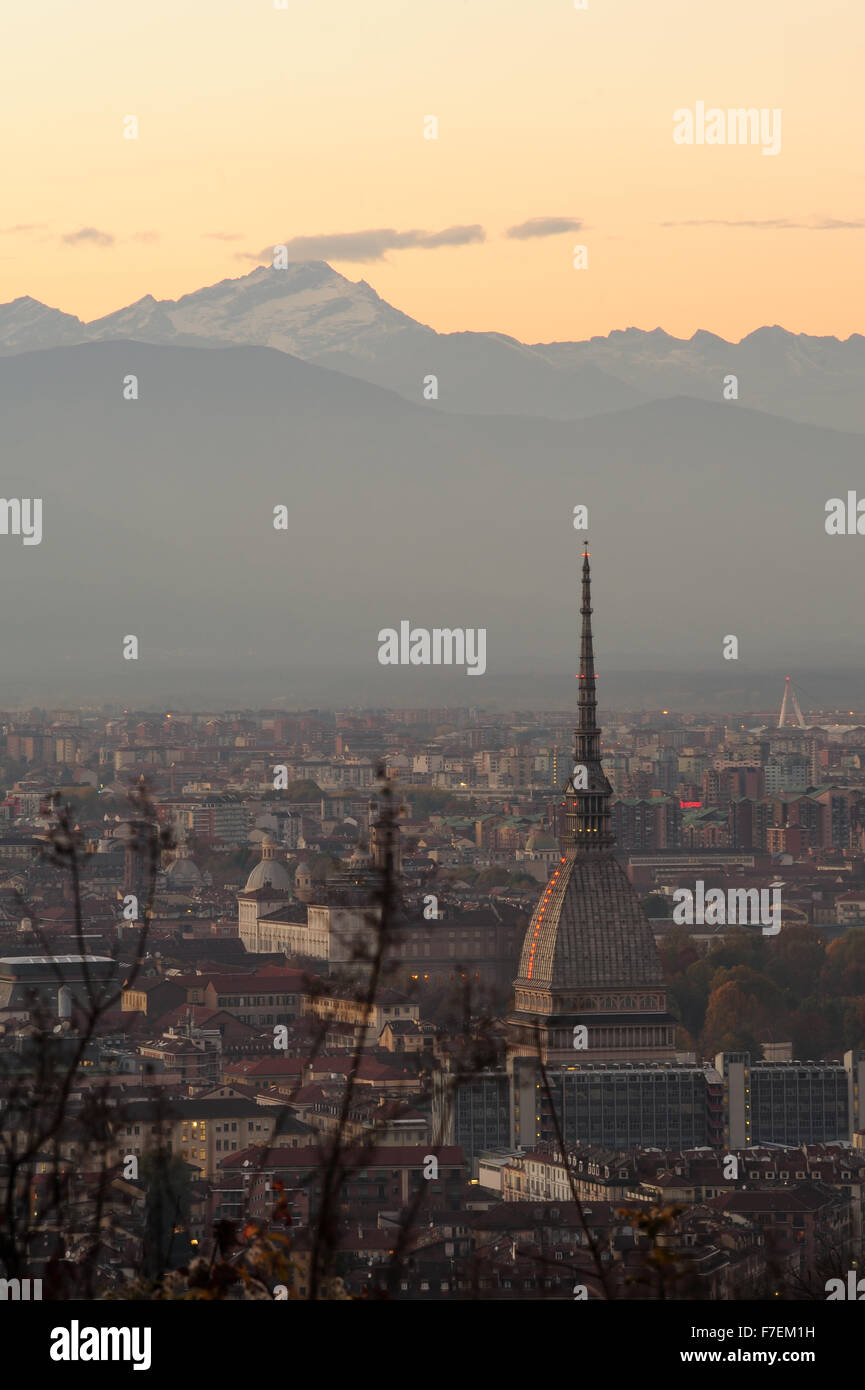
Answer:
[1,0,861,342]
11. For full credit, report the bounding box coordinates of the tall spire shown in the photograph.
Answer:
[510,534,675,1066]
[578,538,599,758]
[560,539,615,853]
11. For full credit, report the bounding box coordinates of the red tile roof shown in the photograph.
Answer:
[223,1057,304,1077]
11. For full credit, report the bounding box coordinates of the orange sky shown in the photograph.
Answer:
[0,0,861,341]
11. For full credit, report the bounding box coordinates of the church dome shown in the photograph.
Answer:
[166,856,202,886]
[245,837,291,892]
[165,833,202,886]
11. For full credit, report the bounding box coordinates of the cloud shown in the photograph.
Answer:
[61,226,115,247]
[663,217,865,230]
[0,223,48,235]
[418,225,485,249]
[203,231,244,241]
[57,227,156,247]
[239,224,486,264]
[505,217,582,239]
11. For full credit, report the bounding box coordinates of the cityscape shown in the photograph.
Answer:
[2,0,862,1366]
[2,545,865,1318]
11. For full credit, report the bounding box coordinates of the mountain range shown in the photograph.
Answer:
[0,331,862,708]
[1,262,864,431]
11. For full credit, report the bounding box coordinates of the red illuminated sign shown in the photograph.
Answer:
[680,800,702,808]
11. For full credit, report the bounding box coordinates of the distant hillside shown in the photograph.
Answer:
[0,339,861,706]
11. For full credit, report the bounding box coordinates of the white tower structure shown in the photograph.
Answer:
[778,676,806,729]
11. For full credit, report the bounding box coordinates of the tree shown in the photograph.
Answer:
[701,981,764,1057]
[658,926,700,976]
[708,964,787,1022]
[474,867,509,890]
[788,1009,835,1059]
[706,927,767,974]
[772,924,826,1000]
[823,932,865,996]
[840,997,865,1052]
[0,780,172,1295]
[140,1149,194,1283]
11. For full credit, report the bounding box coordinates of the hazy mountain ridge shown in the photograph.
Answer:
[0,264,862,430]
[0,338,862,706]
